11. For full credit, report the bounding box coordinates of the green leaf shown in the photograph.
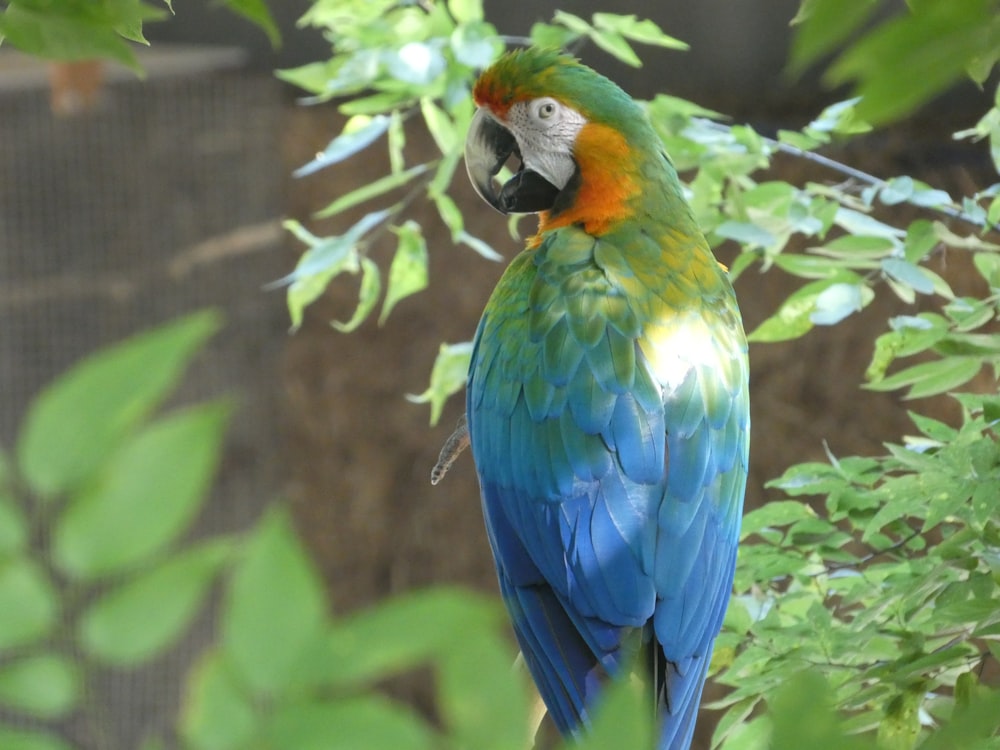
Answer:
[380,222,429,324]
[17,311,220,499]
[866,357,982,399]
[742,501,817,537]
[882,258,935,295]
[592,13,688,50]
[222,507,327,695]
[179,650,256,750]
[809,282,868,325]
[749,278,851,342]
[0,558,57,650]
[388,42,446,85]
[314,163,431,219]
[574,677,654,750]
[420,98,457,155]
[295,115,391,177]
[0,5,140,70]
[332,258,382,333]
[292,587,501,689]
[450,21,500,68]
[0,490,27,556]
[0,726,73,750]
[0,655,79,719]
[447,0,483,24]
[279,210,391,331]
[788,0,879,75]
[264,697,437,750]
[220,0,280,47]
[529,21,577,50]
[437,629,530,750]
[407,341,473,425]
[53,402,230,580]
[715,221,778,249]
[79,539,232,665]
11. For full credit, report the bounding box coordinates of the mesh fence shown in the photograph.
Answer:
[0,47,288,748]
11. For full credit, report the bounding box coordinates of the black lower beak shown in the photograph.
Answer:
[465,108,560,215]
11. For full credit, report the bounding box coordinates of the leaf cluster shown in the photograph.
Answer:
[0,0,279,71]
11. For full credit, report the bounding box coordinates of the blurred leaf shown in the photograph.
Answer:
[450,21,500,68]
[0,726,73,750]
[570,681,655,749]
[0,655,79,719]
[79,539,232,665]
[314,163,431,219]
[866,357,982,399]
[264,697,438,750]
[0,5,140,70]
[332,257,382,333]
[421,97,457,154]
[788,0,879,75]
[810,282,868,325]
[53,402,230,580]
[881,258,935,294]
[180,650,256,750]
[437,629,531,750]
[387,42,446,85]
[447,0,483,24]
[279,210,391,331]
[295,116,391,178]
[17,311,220,499]
[0,558,56,650]
[826,0,1000,125]
[220,0,280,47]
[223,507,327,695]
[293,587,502,688]
[380,221,429,324]
[749,278,853,342]
[592,13,688,50]
[0,491,27,556]
[407,341,473,425]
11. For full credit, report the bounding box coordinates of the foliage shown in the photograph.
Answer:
[274,0,1000,747]
[789,0,1000,125]
[0,0,279,71]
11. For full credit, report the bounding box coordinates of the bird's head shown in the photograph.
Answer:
[465,48,650,219]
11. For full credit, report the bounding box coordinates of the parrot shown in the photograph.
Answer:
[458,48,750,749]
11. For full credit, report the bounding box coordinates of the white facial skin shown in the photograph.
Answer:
[505,97,587,191]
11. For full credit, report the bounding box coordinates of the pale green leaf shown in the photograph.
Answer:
[866,357,982,399]
[17,311,220,498]
[0,726,73,750]
[809,282,867,325]
[592,13,688,50]
[882,258,935,295]
[314,164,431,219]
[179,651,257,750]
[332,258,382,333]
[0,656,79,719]
[223,507,327,695]
[264,697,437,750]
[295,115,391,177]
[407,342,473,425]
[380,222,429,324]
[79,539,232,665]
[421,98,457,155]
[53,402,230,580]
[0,558,57,650]
[387,42,445,85]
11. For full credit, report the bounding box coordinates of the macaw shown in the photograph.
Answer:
[460,48,749,749]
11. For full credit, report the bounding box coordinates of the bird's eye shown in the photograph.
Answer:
[534,99,558,121]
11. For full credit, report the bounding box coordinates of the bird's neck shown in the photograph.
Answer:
[530,124,697,247]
